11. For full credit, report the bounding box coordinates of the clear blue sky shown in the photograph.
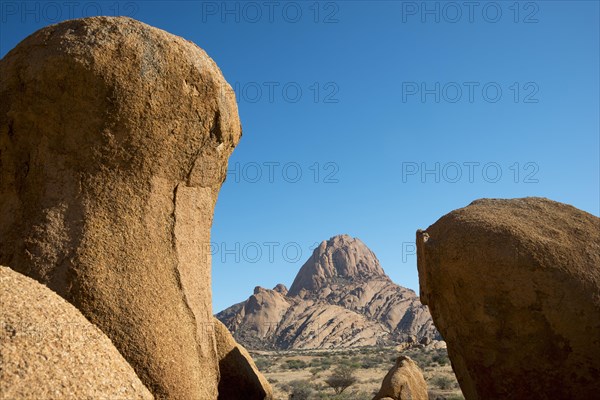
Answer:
[2,1,598,313]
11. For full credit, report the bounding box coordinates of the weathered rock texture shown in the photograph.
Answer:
[0,266,153,399]
[417,198,600,400]
[288,234,386,296]
[217,235,439,349]
[0,17,241,399]
[373,356,428,400]
[213,318,273,400]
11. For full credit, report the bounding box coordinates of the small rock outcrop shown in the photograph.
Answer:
[217,235,439,349]
[273,283,288,295]
[0,17,241,399]
[0,266,153,399]
[213,318,273,400]
[214,318,273,400]
[373,356,428,400]
[417,198,600,400]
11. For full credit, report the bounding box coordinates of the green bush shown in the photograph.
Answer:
[432,350,450,366]
[284,359,308,370]
[254,358,272,372]
[359,357,379,369]
[431,375,455,390]
[285,380,314,400]
[309,357,332,371]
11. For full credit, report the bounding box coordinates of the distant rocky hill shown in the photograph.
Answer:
[216,235,439,350]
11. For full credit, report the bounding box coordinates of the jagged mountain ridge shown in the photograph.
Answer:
[216,235,439,349]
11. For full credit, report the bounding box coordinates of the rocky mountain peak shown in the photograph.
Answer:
[273,284,288,295]
[253,286,265,295]
[288,234,388,297]
[217,234,439,350]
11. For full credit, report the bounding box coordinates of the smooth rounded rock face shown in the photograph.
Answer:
[0,17,241,399]
[417,198,600,400]
[0,266,153,399]
[373,356,428,400]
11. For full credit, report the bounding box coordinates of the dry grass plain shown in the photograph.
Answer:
[250,345,464,400]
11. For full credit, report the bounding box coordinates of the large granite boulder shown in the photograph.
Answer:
[373,355,428,400]
[417,197,600,399]
[0,266,153,399]
[0,16,241,399]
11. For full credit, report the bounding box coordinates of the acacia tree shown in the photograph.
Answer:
[325,366,357,394]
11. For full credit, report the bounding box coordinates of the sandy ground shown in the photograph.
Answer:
[250,346,464,399]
